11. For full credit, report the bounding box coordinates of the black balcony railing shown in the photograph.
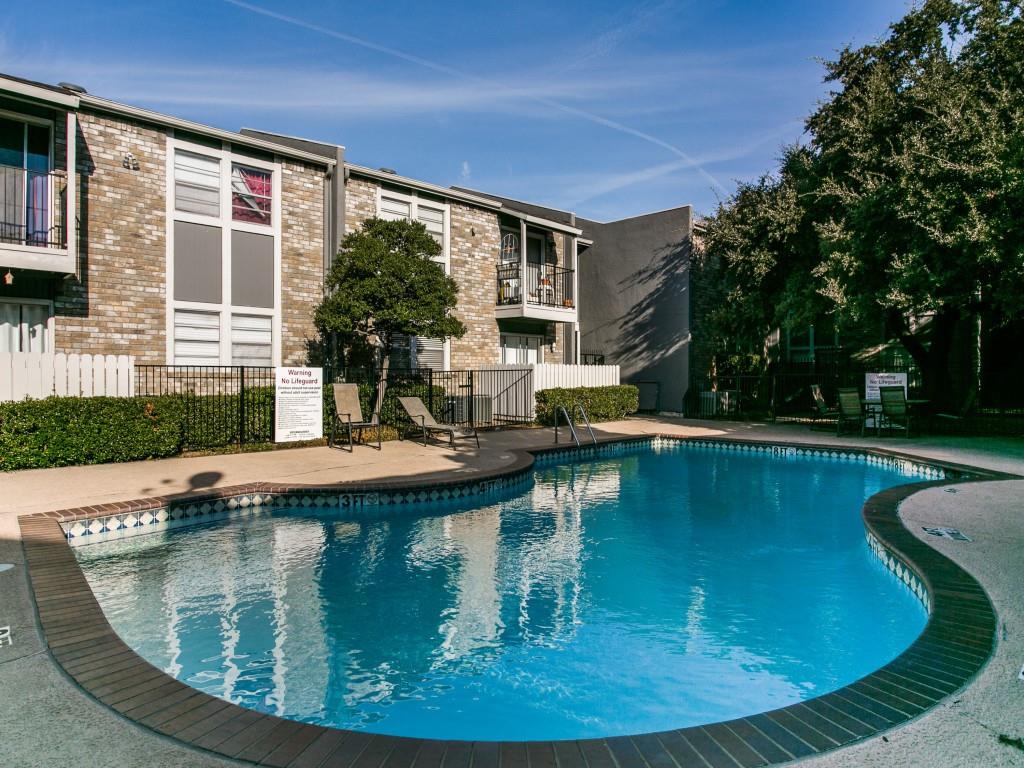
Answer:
[496,262,575,309]
[0,165,67,249]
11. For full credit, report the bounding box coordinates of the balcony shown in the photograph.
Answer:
[0,165,74,273]
[496,262,576,322]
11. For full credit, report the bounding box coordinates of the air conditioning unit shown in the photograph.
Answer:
[446,395,493,424]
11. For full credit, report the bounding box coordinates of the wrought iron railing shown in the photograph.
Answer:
[496,262,575,309]
[0,165,67,249]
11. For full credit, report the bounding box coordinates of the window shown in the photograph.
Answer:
[0,115,53,247]
[168,139,279,366]
[0,299,52,354]
[500,334,543,365]
[231,314,272,365]
[417,205,444,247]
[172,309,220,365]
[231,164,272,224]
[379,195,411,222]
[174,150,220,217]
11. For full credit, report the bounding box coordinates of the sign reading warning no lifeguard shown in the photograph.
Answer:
[275,367,323,443]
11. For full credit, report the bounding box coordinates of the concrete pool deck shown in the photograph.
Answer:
[1,417,1022,767]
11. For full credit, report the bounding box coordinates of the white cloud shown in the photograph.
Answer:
[459,161,472,183]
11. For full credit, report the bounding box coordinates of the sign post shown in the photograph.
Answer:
[274,367,323,443]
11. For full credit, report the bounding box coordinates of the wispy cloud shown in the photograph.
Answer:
[221,0,727,194]
[459,161,472,184]
[561,0,678,71]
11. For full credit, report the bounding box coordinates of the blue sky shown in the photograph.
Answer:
[2,1,908,220]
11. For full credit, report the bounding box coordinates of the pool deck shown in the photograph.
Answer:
[1,417,1022,767]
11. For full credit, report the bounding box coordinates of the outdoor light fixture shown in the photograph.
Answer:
[3,270,13,286]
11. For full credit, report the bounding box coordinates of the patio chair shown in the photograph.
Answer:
[329,383,381,451]
[398,396,480,449]
[810,384,838,429]
[836,387,865,436]
[878,385,912,437]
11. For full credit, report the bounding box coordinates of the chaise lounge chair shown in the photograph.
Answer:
[810,384,838,429]
[398,396,480,449]
[878,385,913,437]
[836,387,865,436]
[329,383,381,451]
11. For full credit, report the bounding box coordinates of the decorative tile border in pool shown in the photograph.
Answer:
[17,436,1016,768]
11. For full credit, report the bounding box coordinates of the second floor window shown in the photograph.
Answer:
[231,164,272,225]
[174,150,220,217]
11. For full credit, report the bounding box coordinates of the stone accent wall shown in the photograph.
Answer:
[280,160,326,364]
[54,110,168,362]
[344,175,378,231]
[449,202,501,368]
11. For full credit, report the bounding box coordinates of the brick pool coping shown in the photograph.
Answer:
[17,436,1015,768]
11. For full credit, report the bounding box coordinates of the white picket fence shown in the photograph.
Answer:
[532,363,620,392]
[0,353,135,402]
[476,363,620,420]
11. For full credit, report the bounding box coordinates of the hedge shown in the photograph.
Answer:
[535,385,640,426]
[0,396,186,471]
[0,380,452,471]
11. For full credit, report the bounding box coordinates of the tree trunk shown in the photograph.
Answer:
[888,307,960,411]
[374,339,390,420]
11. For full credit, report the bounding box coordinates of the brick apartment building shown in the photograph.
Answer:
[1,73,698,409]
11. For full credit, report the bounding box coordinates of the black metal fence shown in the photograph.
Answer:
[135,364,536,451]
[688,364,1024,434]
[0,165,66,249]
[136,365,276,449]
[495,263,575,309]
[580,350,606,365]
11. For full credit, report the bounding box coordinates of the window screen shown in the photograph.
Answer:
[231,314,272,366]
[173,309,221,365]
[174,151,220,217]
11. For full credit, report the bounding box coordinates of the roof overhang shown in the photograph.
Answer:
[79,95,335,167]
[346,164,502,209]
[0,75,80,109]
[501,208,583,236]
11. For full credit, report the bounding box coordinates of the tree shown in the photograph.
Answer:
[700,0,1024,408]
[699,146,824,373]
[314,217,466,409]
[808,0,1024,407]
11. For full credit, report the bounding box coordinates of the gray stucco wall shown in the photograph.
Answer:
[578,206,693,412]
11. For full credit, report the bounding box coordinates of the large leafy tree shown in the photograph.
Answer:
[700,146,823,370]
[315,217,466,404]
[701,0,1024,408]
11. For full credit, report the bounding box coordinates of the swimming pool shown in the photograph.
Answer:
[77,442,931,741]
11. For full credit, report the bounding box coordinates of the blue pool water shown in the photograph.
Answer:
[77,445,929,741]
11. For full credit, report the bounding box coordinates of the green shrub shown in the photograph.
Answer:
[0,395,185,471]
[535,385,640,426]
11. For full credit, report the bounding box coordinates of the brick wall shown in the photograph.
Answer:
[344,173,505,368]
[449,202,501,368]
[54,110,168,362]
[280,160,326,364]
[47,110,326,365]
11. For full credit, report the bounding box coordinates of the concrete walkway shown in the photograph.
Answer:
[1,418,1022,766]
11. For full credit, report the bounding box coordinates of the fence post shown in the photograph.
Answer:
[238,366,246,447]
[468,369,475,427]
[428,368,434,415]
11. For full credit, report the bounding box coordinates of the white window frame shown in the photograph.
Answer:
[0,109,56,246]
[0,296,55,353]
[499,333,545,365]
[165,136,282,366]
[375,186,451,370]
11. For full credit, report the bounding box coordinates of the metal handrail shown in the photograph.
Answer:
[554,405,580,446]
[573,403,597,444]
